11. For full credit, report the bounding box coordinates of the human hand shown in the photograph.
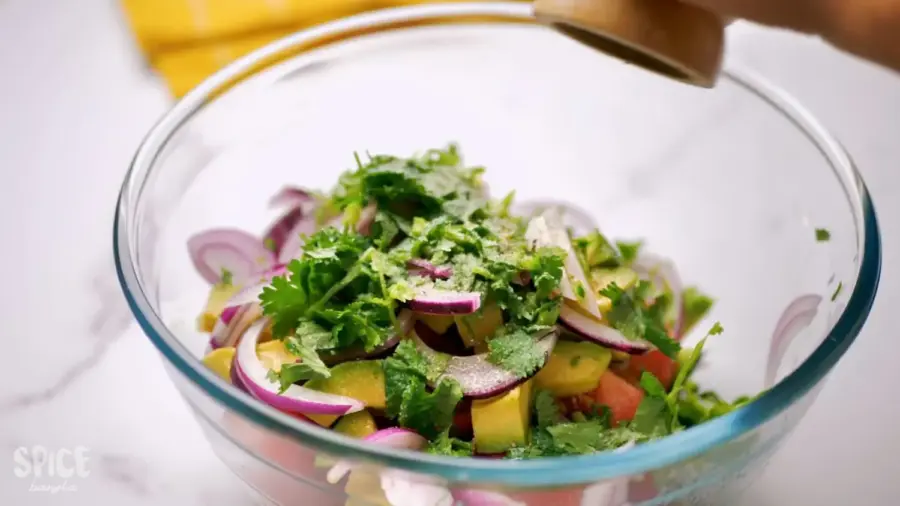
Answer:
[682,0,900,72]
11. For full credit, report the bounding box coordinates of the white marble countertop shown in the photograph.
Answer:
[1,1,899,505]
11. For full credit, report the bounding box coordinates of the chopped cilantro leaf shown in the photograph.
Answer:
[639,371,667,398]
[616,240,643,265]
[272,334,331,392]
[220,268,233,286]
[832,281,843,301]
[600,282,681,358]
[426,430,474,457]
[487,328,547,378]
[259,227,373,338]
[574,280,587,300]
[371,211,400,249]
[669,323,720,399]
[547,421,641,454]
[276,362,324,392]
[630,396,670,437]
[383,341,462,439]
[383,340,431,418]
[397,378,463,440]
[815,228,831,242]
[534,390,565,429]
[681,287,715,336]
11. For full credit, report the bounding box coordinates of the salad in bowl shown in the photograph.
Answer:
[192,144,755,463]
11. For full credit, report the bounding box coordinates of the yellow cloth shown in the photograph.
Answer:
[120,0,502,97]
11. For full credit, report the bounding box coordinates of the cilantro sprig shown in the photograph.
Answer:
[487,328,549,379]
[383,341,463,439]
[508,390,644,459]
[600,281,681,358]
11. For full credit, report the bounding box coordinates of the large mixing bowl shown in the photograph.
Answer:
[113,2,881,505]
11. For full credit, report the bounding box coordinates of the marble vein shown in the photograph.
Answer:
[0,261,134,414]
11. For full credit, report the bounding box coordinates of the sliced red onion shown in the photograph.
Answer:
[764,294,822,388]
[559,303,650,355]
[526,214,603,321]
[412,328,558,399]
[327,428,427,484]
[188,229,276,284]
[407,259,453,280]
[227,264,289,307]
[381,470,454,506]
[452,489,525,506]
[277,217,318,264]
[328,427,455,506]
[229,358,249,393]
[264,207,306,256]
[234,320,365,416]
[320,310,413,365]
[632,253,685,338]
[408,289,481,316]
[269,186,314,210]
[220,305,240,326]
[210,303,263,350]
[366,427,426,446]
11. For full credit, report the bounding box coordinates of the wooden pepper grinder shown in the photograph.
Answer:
[533,0,726,87]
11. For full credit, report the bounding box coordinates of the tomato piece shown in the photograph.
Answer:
[590,371,645,425]
[616,350,678,390]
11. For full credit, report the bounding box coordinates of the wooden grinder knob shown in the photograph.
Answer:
[533,0,726,87]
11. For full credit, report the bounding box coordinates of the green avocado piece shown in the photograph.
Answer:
[334,410,379,439]
[533,340,613,397]
[592,267,638,313]
[305,360,386,427]
[306,360,386,408]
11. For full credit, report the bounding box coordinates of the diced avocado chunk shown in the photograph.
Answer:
[256,340,300,372]
[202,347,236,382]
[418,314,455,334]
[334,410,378,439]
[455,304,504,351]
[306,361,386,428]
[197,283,240,332]
[533,341,613,396]
[591,267,638,313]
[471,380,534,454]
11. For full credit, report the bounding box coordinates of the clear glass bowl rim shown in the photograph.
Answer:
[113,1,882,487]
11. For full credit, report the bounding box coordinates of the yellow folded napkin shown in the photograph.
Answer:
[120,0,507,97]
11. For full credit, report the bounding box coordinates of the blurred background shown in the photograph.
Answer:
[120,0,499,97]
[1,1,900,505]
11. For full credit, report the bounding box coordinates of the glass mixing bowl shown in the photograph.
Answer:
[113,2,881,505]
